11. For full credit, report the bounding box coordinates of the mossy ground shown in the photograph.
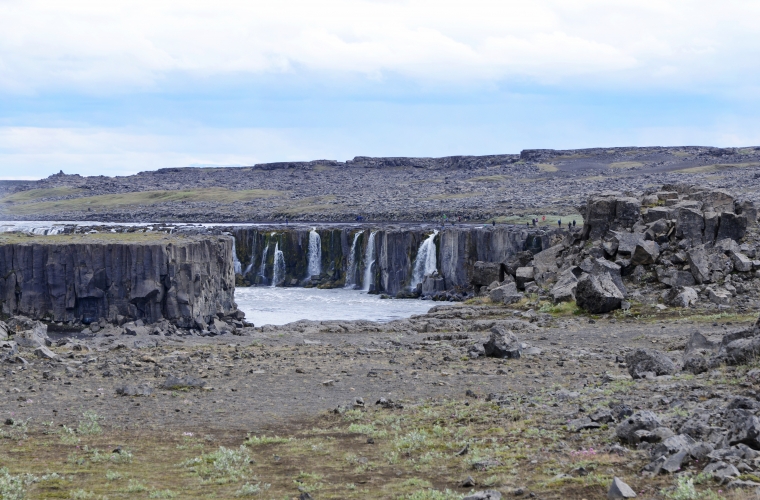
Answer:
[1,392,747,500]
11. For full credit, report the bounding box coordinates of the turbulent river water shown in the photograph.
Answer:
[234,287,434,326]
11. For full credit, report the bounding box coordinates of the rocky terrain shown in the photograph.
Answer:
[1,146,760,222]
[2,300,760,498]
[4,163,760,498]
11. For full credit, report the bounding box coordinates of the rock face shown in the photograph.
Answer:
[232,225,552,296]
[0,234,237,327]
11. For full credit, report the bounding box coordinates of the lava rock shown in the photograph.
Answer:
[483,326,521,359]
[575,273,624,313]
[625,348,677,379]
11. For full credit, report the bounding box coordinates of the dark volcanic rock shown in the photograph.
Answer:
[0,234,237,327]
[625,348,677,379]
[575,273,624,313]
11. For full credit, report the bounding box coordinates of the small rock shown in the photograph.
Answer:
[607,477,637,498]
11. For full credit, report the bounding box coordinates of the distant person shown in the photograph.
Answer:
[573,220,576,227]
[568,222,571,230]
[285,217,289,226]
[492,220,496,227]
[542,215,546,222]
[558,219,562,227]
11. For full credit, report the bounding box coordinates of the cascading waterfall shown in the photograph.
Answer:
[257,245,269,284]
[344,232,361,289]
[362,231,377,292]
[272,243,286,287]
[410,230,439,290]
[306,228,322,278]
[231,237,243,275]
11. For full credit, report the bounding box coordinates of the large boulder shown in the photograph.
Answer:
[550,267,581,303]
[717,212,747,241]
[736,199,758,224]
[13,321,50,348]
[687,245,711,284]
[532,244,564,275]
[730,251,753,272]
[657,269,696,288]
[471,262,504,287]
[706,287,731,306]
[625,348,677,379]
[579,257,626,296]
[675,207,705,245]
[616,411,662,443]
[608,231,645,257]
[515,267,535,290]
[483,326,521,359]
[664,286,698,308]
[488,282,522,304]
[631,241,660,266]
[421,274,447,296]
[575,273,624,313]
[643,206,672,223]
[582,194,641,240]
[690,189,735,213]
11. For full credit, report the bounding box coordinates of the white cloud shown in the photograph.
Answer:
[0,0,758,93]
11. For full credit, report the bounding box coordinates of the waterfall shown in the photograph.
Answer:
[257,245,269,284]
[362,231,377,292]
[272,243,286,287]
[231,237,242,275]
[410,230,439,290]
[307,228,322,278]
[243,259,254,276]
[344,232,361,289]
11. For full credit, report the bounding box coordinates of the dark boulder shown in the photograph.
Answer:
[625,348,677,379]
[575,273,624,313]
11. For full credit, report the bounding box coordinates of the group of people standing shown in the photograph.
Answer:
[525,216,576,229]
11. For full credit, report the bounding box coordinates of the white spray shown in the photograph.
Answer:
[410,230,438,290]
[344,232,361,289]
[307,228,322,278]
[362,231,377,292]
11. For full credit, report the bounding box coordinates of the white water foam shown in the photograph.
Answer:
[272,243,285,287]
[410,230,438,290]
[235,287,432,326]
[362,231,377,292]
[344,231,361,289]
[307,228,322,278]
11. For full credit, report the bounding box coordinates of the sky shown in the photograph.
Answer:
[1,0,760,179]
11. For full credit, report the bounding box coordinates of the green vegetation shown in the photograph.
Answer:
[0,187,84,203]
[0,231,194,245]
[1,188,285,215]
[0,385,737,498]
[675,162,760,174]
[536,163,558,172]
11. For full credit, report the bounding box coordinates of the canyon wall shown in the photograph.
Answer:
[0,234,237,327]
[230,225,555,295]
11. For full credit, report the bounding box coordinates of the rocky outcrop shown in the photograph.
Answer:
[527,185,759,314]
[0,234,237,327]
